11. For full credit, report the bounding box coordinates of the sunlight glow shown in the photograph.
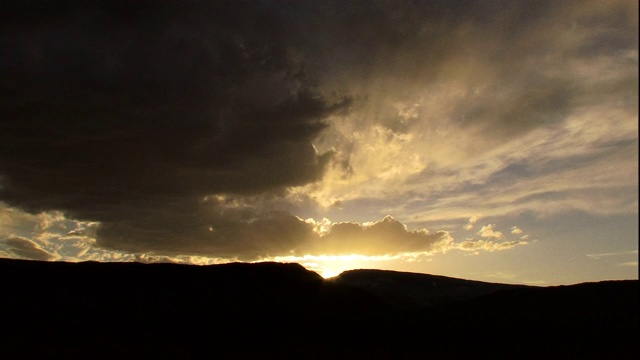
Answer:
[320,268,343,279]
[262,253,428,279]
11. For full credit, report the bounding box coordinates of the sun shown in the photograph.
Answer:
[265,254,366,279]
[263,253,403,279]
[319,267,345,279]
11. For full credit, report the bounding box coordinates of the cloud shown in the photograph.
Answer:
[2,198,531,265]
[586,250,638,259]
[524,280,548,285]
[478,224,504,239]
[464,216,480,231]
[303,215,453,257]
[290,0,638,222]
[619,261,638,267]
[484,271,518,280]
[510,227,524,235]
[99,209,455,260]
[455,239,526,253]
[0,1,348,258]
[2,236,57,261]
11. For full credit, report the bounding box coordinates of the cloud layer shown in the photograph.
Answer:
[2,201,530,264]
[1,1,637,262]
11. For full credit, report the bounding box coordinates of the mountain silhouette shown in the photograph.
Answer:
[1,258,637,358]
[330,268,527,308]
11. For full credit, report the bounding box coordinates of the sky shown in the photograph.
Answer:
[1,0,637,285]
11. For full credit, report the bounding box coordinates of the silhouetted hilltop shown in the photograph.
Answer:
[0,258,392,358]
[1,258,637,359]
[331,268,528,308]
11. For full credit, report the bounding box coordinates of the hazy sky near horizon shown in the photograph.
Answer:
[1,0,637,284]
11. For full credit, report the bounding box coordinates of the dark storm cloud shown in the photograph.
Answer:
[1,1,346,204]
[94,196,318,260]
[0,0,349,256]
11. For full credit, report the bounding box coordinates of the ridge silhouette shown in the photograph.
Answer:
[1,258,637,358]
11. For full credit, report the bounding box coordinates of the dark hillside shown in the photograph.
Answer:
[1,259,393,358]
[1,258,637,359]
[412,280,639,358]
[331,268,528,308]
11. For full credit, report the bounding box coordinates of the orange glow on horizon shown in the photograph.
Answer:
[259,253,429,279]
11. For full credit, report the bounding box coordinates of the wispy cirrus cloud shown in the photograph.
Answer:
[586,250,638,259]
[619,261,638,267]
